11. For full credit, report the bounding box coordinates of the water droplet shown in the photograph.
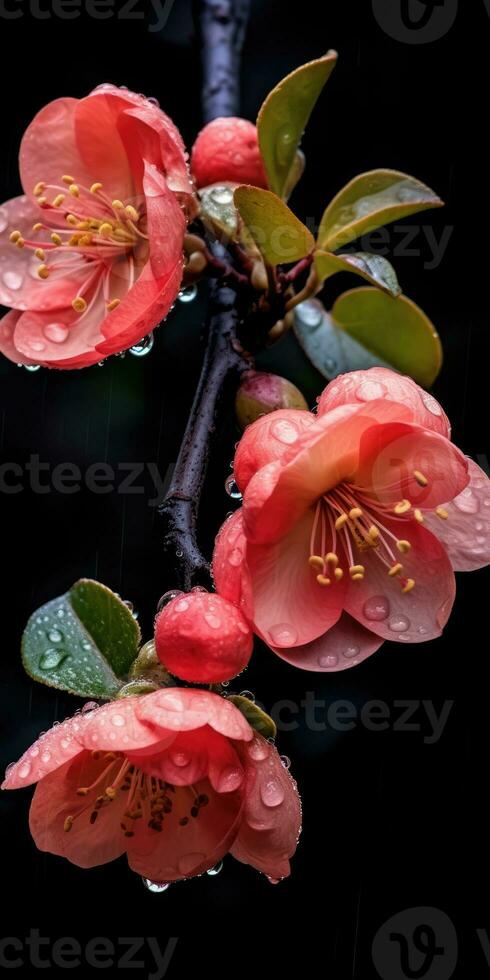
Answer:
[225,475,242,500]
[389,614,410,633]
[142,878,170,893]
[3,270,23,290]
[297,301,322,327]
[239,690,255,702]
[453,488,479,515]
[421,390,442,416]
[271,418,299,445]
[247,737,268,761]
[43,322,69,343]
[344,645,360,658]
[0,206,8,232]
[228,548,243,567]
[81,701,98,714]
[24,364,41,373]
[178,284,198,304]
[356,380,387,402]
[175,598,190,613]
[47,629,63,643]
[111,713,126,727]
[280,755,291,769]
[318,653,339,668]
[28,340,45,353]
[216,765,243,792]
[211,186,234,206]
[39,649,69,670]
[171,751,190,767]
[146,96,160,107]
[157,590,183,612]
[204,612,221,629]
[18,761,32,780]
[260,778,285,807]
[207,860,223,876]
[363,595,390,622]
[268,624,298,647]
[129,333,154,357]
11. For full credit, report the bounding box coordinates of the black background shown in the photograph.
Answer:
[0,1,488,976]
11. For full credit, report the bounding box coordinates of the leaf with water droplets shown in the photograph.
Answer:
[234,187,314,266]
[317,169,443,252]
[331,287,442,387]
[293,298,393,381]
[228,695,277,740]
[257,51,338,198]
[314,250,401,297]
[22,579,141,698]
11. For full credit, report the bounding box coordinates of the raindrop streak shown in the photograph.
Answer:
[157,590,183,612]
[39,649,69,670]
[207,861,223,876]
[142,879,170,893]
[225,476,242,500]
[130,333,154,358]
[178,284,198,304]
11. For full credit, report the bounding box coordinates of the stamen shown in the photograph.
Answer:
[335,514,348,531]
[33,182,46,196]
[388,563,403,577]
[350,564,365,580]
[68,184,80,197]
[325,552,338,567]
[436,507,449,520]
[413,469,428,487]
[64,816,73,832]
[90,182,103,194]
[402,578,415,594]
[100,223,113,237]
[53,194,65,208]
[72,297,87,313]
[414,509,424,523]
[125,205,139,221]
[309,555,324,570]
[316,575,331,587]
[32,223,43,233]
[112,199,124,210]
[394,499,411,515]
[9,230,21,243]
[35,248,46,260]
[106,299,121,312]
[334,568,344,581]
[66,214,78,226]
[15,237,25,249]
[61,174,75,184]
[51,233,62,246]
[397,540,411,554]
[38,265,50,279]
[349,507,363,520]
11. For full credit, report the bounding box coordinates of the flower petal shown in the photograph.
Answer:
[135,688,253,743]
[2,712,89,789]
[0,309,38,366]
[423,458,490,571]
[318,367,451,437]
[230,736,302,880]
[234,409,315,492]
[345,519,455,642]
[270,612,384,671]
[246,509,346,648]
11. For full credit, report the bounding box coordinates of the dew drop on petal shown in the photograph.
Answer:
[363,596,390,622]
[271,418,299,445]
[268,624,298,647]
[228,548,243,567]
[18,762,32,780]
[453,488,479,515]
[43,322,69,344]
[111,713,126,727]
[175,598,190,613]
[178,284,198,304]
[356,380,387,401]
[204,613,221,630]
[3,271,23,290]
[247,737,269,761]
[318,653,339,668]
[24,364,41,373]
[344,645,360,659]
[171,751,190,768]
[421,390,442,416]
[388,615,411,633]
[142,878,170,893]
[0,206,8,232]
[207,860,223,876]
[129,333,154,357]
[260,778,285,808]
[225,475,242,500]
[157,590,183,612]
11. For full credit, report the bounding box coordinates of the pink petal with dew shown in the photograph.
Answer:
[423,458,490,571]
[234,408,316,492]
[135,688,253,743]
[270,611,384,671]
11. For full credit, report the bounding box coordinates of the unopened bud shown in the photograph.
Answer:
[235,370,308,429]
[251,261,268,292]
[187,250,207,275]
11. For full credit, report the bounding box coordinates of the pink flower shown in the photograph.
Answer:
[155,592,253,683]
[191,117,268,189]
[213,368,490,671]
[2,690,301,883]
[0,85,197,369]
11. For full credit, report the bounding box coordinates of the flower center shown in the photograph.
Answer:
[308,469,450,594]
[63,751,209,838]
[9,175,149,318]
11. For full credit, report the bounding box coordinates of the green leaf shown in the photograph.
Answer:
[22,579,141,699]
[314,249,401,296]
[317,169,443,252]
[234,186,315,266]
[293,299,392,381]
[257,51,337,198]
[332,287,442,387]
[228,696,277,740]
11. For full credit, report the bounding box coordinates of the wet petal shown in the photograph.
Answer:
[423,458,490,571]
[271,611,384,671]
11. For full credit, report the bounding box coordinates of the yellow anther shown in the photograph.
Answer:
[76,787,89,796]
[78,234,93,247]
[106,298,121,312]
[38,264,50,279]
[125,205,139,221]
[52,194,65,208]
[32,223,43,233]
[35,248,46,261]
[64,816,74,833]
[33,181,46,196]
[397,540,411,554]
[316,574,331,587]
[68,184,80,197]
[436,507,449,520]
[9,230,21,243]
[100,222,114,237]
[368,525,380,541]
[90,182,103,194]
[37,196,47,206]
[349,507,363,520]
[325,552,339,567]
[309,555,324,570]
[388,563,403,577]
[89,219,101,230]
[335,514,348,531]
[51,233,62,246]
[402,578,416,594]
[334,567,344,582]
[350,565,365,579]
[413,469,428,487]
[394,499,411,515]
[66,214,78,226]
[105,787,117,799]
[61,174,75,184]
[112,199,124,210]
[68,234,81,247]
[351,573,364,582]
[414,508,424,523]
[15,237,25,249]
[72,297,87,313]
[76,221,91,231]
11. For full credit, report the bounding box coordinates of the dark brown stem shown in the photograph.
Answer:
[194,0,251,121]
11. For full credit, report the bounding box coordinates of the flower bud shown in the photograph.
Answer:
[155,592,253,684]
[235,371,308,429]
[191,117,268,189]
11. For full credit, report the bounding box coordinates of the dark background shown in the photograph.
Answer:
[0,0,488,976]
